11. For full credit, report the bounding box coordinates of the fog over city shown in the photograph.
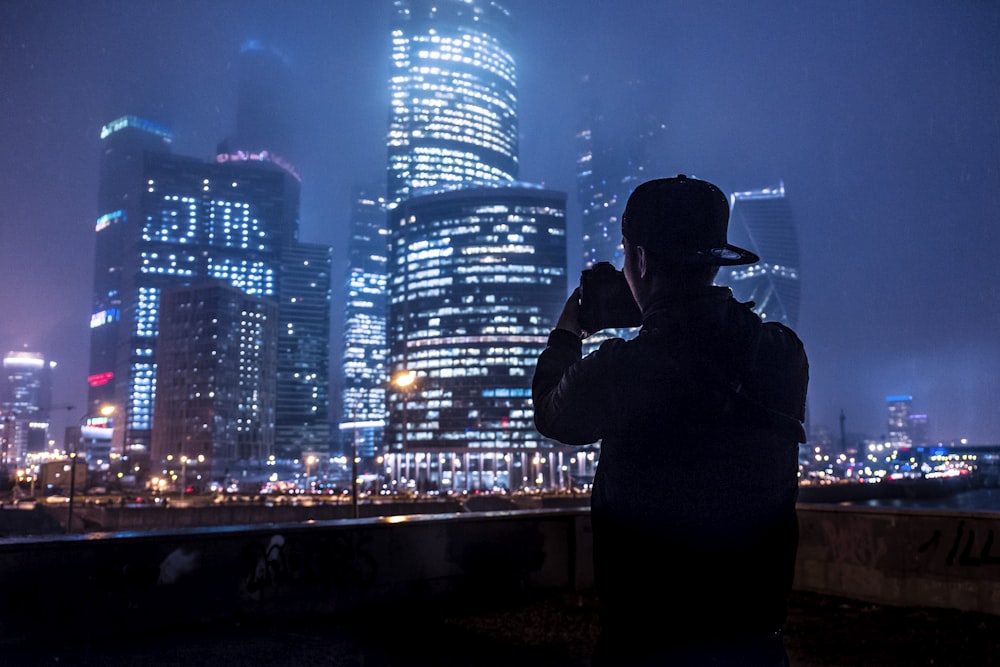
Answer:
[1,0,998,445]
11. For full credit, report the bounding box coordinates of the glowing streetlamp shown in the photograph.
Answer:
[68,404,115,532]
[351,370,416,517]
[304,454,317,493]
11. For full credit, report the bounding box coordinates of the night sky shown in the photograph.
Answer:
[2,1,998,445]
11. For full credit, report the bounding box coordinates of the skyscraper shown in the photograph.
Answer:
[387,183,567,491]
[887,394,914,448]
[89,116,302,480]
[152,281,278,487]
[275,241,332,461]
[377,1,574,491]
[722,183,802,327]
[217,40,299,179]
[1,351,54,466]
[575,78,668,271]
[340,187,390,461]
[387,0,518,206]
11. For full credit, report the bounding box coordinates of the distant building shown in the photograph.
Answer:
[575,77,668,271]
[1,351,54,465]
[340,187,390,461]
[387,0,518,206]
[387,182,567,491]
[152,281,278,488]
[887,394,914,448]
[275,242,332,461]
[722,184,802,327]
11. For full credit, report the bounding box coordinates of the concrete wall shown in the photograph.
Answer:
[0,504,997,644]
[794,504,1000,615]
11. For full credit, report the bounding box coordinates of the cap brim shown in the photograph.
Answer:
[695,245,760,266]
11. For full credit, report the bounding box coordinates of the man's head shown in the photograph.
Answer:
[621,174,759,267]
[621,175,759,305]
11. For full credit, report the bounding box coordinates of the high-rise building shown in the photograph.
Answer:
[152,281,278,488]
[89,116,305,480]
[387,183,567,491]
[387,0,518,206]
[887,394,914,448]
[722,183,802,327]
[1,351,54,466]
[216,40,300,181]
[275,241,332,461]
[340,187,390,461]
[575,78,668,271]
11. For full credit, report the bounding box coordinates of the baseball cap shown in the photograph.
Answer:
[621,174,760,266]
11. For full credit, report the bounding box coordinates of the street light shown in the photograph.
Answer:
[351,371,417,518]
[67,404,114,532]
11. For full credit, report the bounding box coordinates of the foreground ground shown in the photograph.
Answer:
[3,590,998,666]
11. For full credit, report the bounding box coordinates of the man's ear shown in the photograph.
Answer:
[636,245,649,279]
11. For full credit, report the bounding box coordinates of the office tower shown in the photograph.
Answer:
[89,116,301,480]
[218,40,331,463]
[1,351,54,466]
[908,412,930,447]
[340,187,390,462]
[217,40,299,180]
[387,0,518,206]
[887,394,914,448]
[275,241,332,461]
[575,78,668,271]
[387,183,567,491]
[721,183,802,327]
[152,282,278,487]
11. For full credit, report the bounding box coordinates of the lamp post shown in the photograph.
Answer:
[66,448,79,532]
[351,371,416,518]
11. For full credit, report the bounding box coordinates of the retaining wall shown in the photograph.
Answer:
[0,504,997,644]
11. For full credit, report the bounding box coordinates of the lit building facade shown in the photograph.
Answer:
[340,187,390,460]
[575,78,668,271]
[152,282,278,488]
[887,394,914,448]
[387,183,567,491]
[1,351,54,465]
[275,242,332,461]
[722,183,802,327]
[387,0,518,206]
[89,115,313,481]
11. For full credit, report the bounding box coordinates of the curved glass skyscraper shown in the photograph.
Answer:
[388,183,567,491]
[387,0,518,205]
[722,183,802,327]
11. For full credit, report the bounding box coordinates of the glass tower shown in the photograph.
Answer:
[575,78,668,272]
[275,241,332,461]
[340,187,390,461]
[721,183,802,327]
[1,351,54,465]
[387,182,567,492]
[387,0,518,206]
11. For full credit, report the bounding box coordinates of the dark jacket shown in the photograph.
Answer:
[532,286,808,657]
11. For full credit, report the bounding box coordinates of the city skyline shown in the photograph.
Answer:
[2,1,999,445]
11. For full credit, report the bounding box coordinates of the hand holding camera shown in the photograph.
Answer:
[577,262,642,337]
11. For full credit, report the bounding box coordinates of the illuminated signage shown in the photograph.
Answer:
[96,210,125,232]
[215,150,301,182]
[90,308,120,328]
[100,115,172,141]
[88,371,114,387]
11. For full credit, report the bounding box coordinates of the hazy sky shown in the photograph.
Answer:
[2,0,998,445]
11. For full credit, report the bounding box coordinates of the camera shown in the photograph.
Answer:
[578,261,642,335]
